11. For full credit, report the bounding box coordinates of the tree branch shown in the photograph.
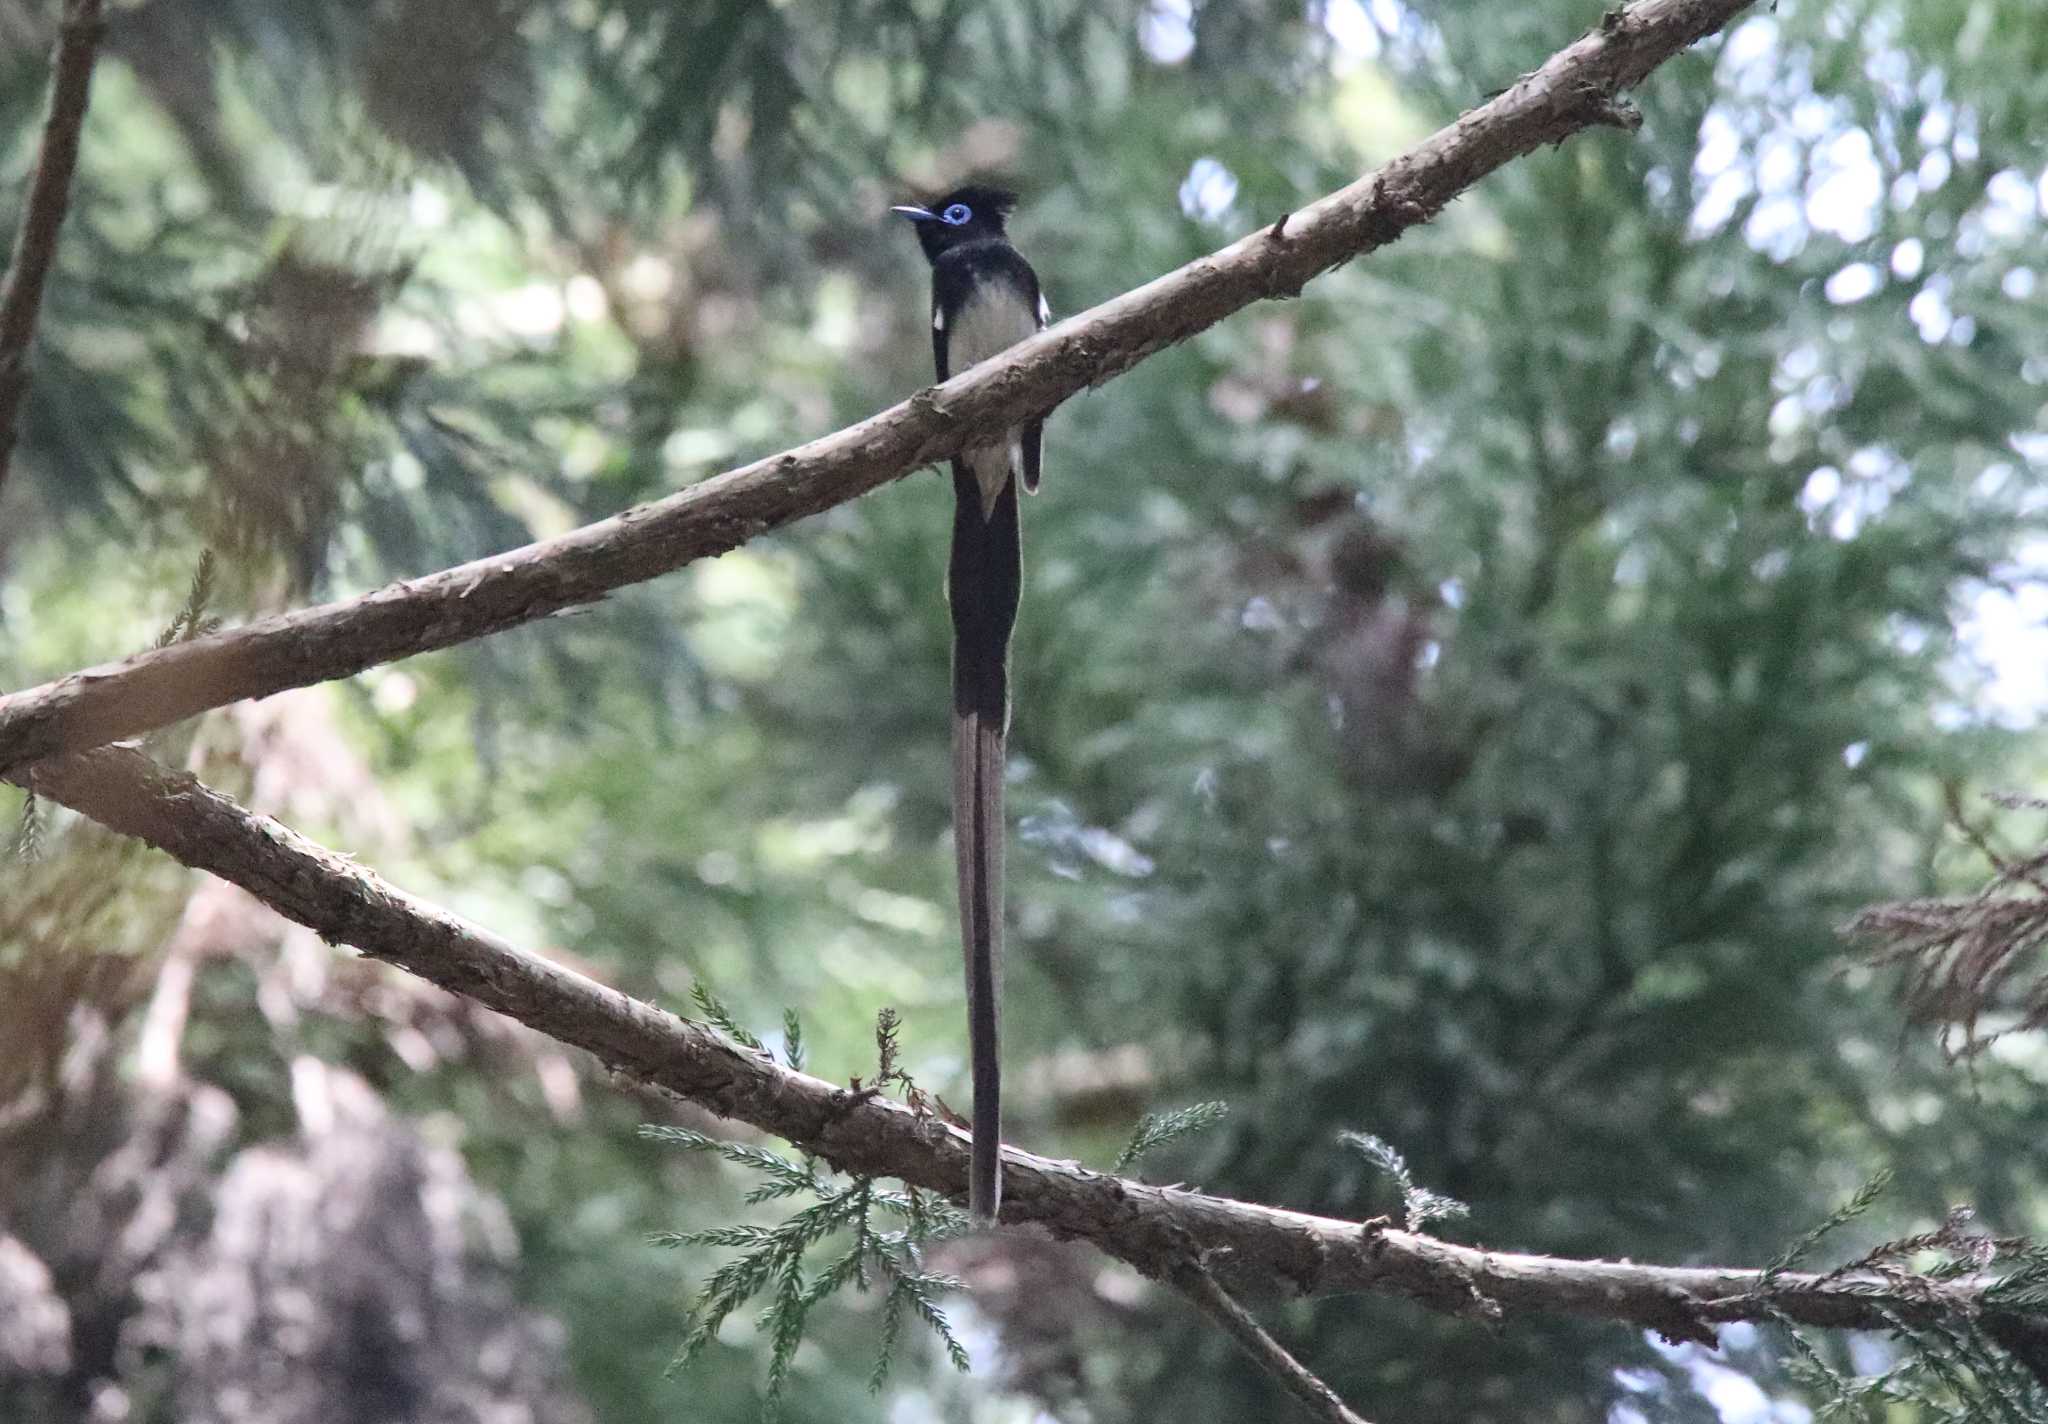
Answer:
[0,0,1756,774]
[1170,1258,1374,1424]
[15,741,2040,1347]
[0,0,105,497]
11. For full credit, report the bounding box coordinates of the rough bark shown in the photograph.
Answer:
[0,0,1756,774]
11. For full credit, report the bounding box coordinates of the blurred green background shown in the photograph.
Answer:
[5,0,2048,1420]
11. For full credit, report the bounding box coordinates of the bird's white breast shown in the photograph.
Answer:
[951,282,1041,517]
[950,283,1040,372]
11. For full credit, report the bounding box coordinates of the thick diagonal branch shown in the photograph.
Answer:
[0,0,1755,773]
[0,0,106,495]
[17,743,2038,1345]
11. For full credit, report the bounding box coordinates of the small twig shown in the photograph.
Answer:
[1170,1256,1374,1424]
[0,0,107,495]
[1948,782,2048,898]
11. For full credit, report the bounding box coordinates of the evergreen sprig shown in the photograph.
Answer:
[155,550,221,647]
[9,791,42,863]
[873,1006,905,1089]
[1341,1130,1471,1233]
[645,1002,972,1410]
[1763,1170,1894,1280]
[1760,1188,2048,1421]
[689,980,767,1053]
[1779,1305,2048,1423]
[780,1008,805,1071]
[1115,1100,1230,1173]
[640,1125,821,1203]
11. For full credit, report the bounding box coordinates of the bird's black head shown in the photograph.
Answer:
[890,184,1017,262]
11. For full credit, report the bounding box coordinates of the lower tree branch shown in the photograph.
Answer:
[1171,1258,1374,1424]
[0,0,1758,773]
[0,0,106,496]
[15,742,2043,1346]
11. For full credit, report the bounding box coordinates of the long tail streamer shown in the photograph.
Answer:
[946,464,1020,1221]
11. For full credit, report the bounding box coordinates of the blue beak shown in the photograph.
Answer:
[890,205,937,223]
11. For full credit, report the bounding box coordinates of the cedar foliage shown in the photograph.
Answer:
[5,1,2048,1421]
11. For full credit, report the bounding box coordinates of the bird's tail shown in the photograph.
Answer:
[947,463,1020,1222]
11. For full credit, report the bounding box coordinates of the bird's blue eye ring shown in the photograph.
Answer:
[941,203,972,225]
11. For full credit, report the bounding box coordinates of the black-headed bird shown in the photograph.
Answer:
[892,184,1048,1222]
